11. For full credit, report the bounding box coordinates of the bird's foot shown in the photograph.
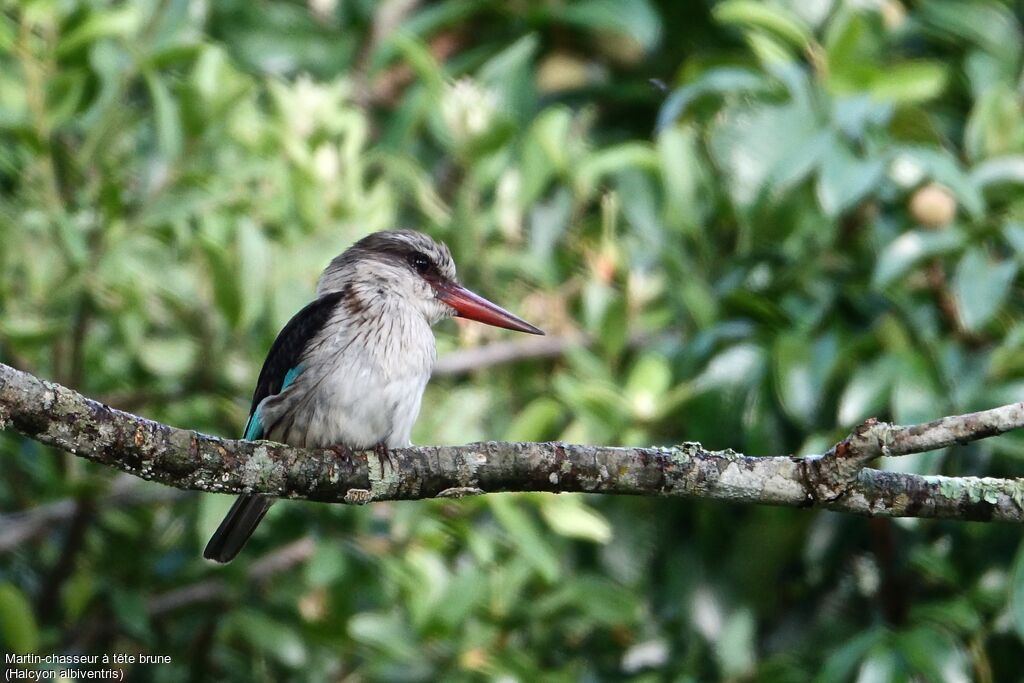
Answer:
[329,444,356,462]
[373,442,397,474]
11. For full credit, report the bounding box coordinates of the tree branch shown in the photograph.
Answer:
[2,362,1023,522]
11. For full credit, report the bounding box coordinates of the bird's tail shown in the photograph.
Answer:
[203,494,274,563]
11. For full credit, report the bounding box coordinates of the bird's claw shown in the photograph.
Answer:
[373,442,397,474]
[329,444,355,461]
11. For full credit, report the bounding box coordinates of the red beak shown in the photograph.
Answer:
[435,282,544,335]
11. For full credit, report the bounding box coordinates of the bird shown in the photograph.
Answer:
[203,229,543,562]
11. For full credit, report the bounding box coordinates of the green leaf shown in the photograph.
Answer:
[552,0,662,52]
[58,5,143,55]
[773,335,817,426]
[144,71,183,159]
[919,1,1021,70]
[1005,222,1024,257]
[816,146,884,217]
[371,1,481,71]
[201,238,241,327]
[657,124,704,230]
[597,290,629,357]
[896,627,969,682]
[138,336,198,377]
[0,316,64,344]
[824,10,881,83]
[679,278,719,329]
[715,609,756,678]
[869,61,948,104]
[871,229,964,289]
[390,34,447,94]
[432,568,488,630]
[539,496,612,544]
[110,591,151,640]
[617,169,662,244]
[627,354,669,396]
[713,1,813,50]
[952,248,1018,332]
[523,108,574,201]
[832,95,894,141]
[1011,541,1024,640]
[709,99,822,208]
[0,13,14,50]
[816,627,885,683]
[347,611,421,666]
[837,358,893,427]
[505,397,565,441]
[656,68,769,131]
[230,609,308,667]
[487,555,536,620]
[695,344,764,393]
[533,575,638,625]
[971,155,1024,190]
[855,647,898,683]
[626,353,672,419]
[527,188,573,269]
[477,34,539,123]
[63,570,97,623]
[46,70,88,127]
[478,35,538,86]
[237,219,271,328]
[303,544,348,588]
[965,86,1024,161]
[891,352,942,427]
[911,597,981,634]
[745,29,794,66]
[575,143,659,198]
[0,582,39,653]
[401,547,451,629]
[553,373,621,424]
[488,495,561,582]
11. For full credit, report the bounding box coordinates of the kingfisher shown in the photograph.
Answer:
[204,229,542,562]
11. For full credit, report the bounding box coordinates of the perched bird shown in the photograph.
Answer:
[204,230,542,562]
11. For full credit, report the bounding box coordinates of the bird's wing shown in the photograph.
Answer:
[243,291,344,440]
[205,291,347,563]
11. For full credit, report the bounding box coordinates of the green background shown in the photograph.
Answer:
[2,0,1024,680]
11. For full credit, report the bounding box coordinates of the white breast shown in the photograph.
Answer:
[260,299,436,450]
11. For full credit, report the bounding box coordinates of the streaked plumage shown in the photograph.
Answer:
[204,230,541,562]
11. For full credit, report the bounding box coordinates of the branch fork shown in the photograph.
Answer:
[806,417,893,502]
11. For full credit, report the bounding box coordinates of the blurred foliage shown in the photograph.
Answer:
[2,0,1024,680]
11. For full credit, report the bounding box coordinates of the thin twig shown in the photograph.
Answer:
[0,475,189,552]
[433,331,660,376]
[147,537,316,616]
[434,333,590,376]
[806,407,1024,498]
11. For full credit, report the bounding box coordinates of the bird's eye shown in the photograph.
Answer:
[409,252,432,274]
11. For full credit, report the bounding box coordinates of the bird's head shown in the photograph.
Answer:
[317,230,543,335]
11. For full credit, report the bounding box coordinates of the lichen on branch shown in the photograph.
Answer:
[1,362,1023,522]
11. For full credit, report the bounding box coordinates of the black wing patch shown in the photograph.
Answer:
[243,291,344,438]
